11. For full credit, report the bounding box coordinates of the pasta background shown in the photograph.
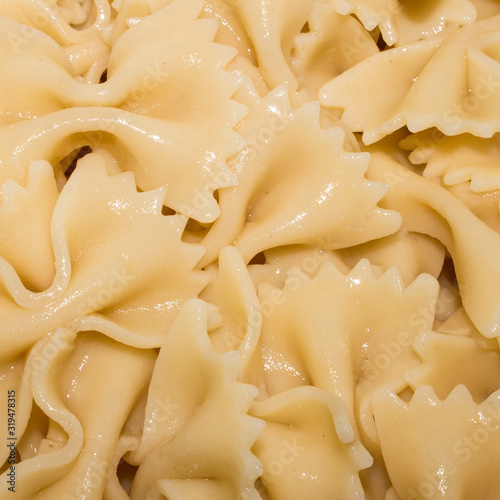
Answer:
[1,0,500,499]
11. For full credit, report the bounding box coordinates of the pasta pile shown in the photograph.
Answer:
[2,0,500,498]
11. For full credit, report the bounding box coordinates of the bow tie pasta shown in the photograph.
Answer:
[2,1,500,499]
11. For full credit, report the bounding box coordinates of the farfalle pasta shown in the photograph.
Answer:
[2,1,500,499]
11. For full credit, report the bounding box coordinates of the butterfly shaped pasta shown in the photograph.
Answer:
[326,0,475,46]
[0,0,247,221]
[0,153,207,363]
[368,151,500,339]
[200,84,401,265]
[321,15,500,144]
[0,326,155,498]
[373,385,500,499]
[250,386,372,500]
[130,299,264,500]
[256,258,439,452]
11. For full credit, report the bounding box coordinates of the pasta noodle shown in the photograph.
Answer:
[1,0,500,499]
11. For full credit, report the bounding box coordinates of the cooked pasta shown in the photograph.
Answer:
[1,0,500,499]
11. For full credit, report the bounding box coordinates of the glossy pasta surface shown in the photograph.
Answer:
[1,1,500,499]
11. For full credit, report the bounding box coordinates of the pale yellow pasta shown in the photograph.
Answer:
[1,1,500,499]
[326,0,476,46]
